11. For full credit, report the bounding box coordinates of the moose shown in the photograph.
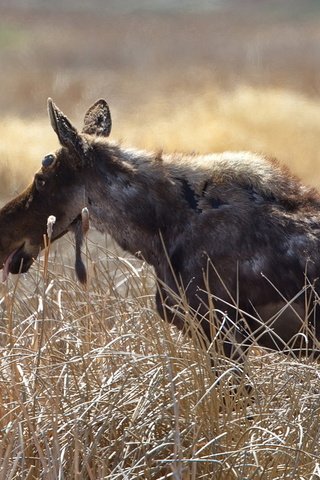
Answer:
[0,98,320,362]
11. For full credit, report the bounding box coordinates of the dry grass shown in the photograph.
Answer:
[0,237,320,479]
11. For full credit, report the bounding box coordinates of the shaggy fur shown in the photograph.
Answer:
[1,99,320,360]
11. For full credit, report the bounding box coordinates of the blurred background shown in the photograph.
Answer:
[1,0,320,198]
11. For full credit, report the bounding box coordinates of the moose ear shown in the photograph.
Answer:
[82,99,112,137]
[47,98,88,157]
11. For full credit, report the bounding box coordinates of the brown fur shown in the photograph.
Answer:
[1,98,320,361]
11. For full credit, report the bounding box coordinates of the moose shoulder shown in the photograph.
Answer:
[1,98,320,360]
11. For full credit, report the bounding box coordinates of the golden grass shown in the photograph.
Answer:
[0,235,319,479]
[1,86,320,479]
[121,86,320,186]
[0,118,57,199]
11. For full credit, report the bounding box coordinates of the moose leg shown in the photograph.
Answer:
[214,315,252,364]
[202,310,254,391]
[155,285,254,398]
[155,287,195,333]
[156,285,252,368]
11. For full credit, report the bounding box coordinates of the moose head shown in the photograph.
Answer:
[0,98,112,282]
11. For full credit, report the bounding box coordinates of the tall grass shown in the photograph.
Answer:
[0,233,320,479]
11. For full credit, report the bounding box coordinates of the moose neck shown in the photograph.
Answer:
[83,142,180,267]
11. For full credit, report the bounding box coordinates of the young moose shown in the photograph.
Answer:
[0,99,320,360]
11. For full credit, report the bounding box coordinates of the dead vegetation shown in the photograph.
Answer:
[1,238,320,479]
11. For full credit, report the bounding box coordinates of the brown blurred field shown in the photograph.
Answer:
[1,1,320,479]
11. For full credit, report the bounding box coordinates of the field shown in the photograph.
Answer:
[1,1,320,478]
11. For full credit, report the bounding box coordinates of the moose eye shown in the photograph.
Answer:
[35,174,46,191]
[42,153,56,168]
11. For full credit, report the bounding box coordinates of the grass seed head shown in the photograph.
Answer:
[81,207,90,235]
[46,215,56,240]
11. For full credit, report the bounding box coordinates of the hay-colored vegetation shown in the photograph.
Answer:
[1,238,320,479]
[1,1,320,479]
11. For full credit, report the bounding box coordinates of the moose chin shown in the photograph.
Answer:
[0,98,319,364]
